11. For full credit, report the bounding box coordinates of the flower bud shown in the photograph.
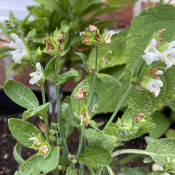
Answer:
[58,165,62,171]
[80,31,90,44]
[72,159,77,165]
[39,145,48,155]
[57,34,66,51]
[75,87,87,101]
[150,67,164,80]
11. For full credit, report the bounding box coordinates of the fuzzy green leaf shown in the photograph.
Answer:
[119,167,148,175]
[66,167,77,175]
[15,146,60,175]
[149,113,170,139]
[13,143,25,165]
[146,138,175,165]
[79,146,112,169]
[22,103,50,120]
[166,129,175,138]
[84,129,116,152]
[4,80,39,109]
[27,29,36,39]
[124,5,175,115]
[71,79,90,116]
[8,119,43,149]
[58,70,78,85]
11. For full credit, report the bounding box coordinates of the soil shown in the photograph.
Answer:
[0,112,153,175]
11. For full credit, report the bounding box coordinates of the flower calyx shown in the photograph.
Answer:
[39,122,46,134]
[150,67,165,80]
[80,113,89,127]
[75,87,88,101]
[43,38,54,51]
[80,31,90,45]
[29,137,41,146]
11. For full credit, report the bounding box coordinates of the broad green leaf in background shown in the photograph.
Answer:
[124,5,175,115]
[9,119,43,149]
[22,103,50,120]
[89,29,128,71]
[149,112,170,139]
[87,65,125,113]
[34,0,58,10]
[4,80,39,109]
[106,0,138,5]
[118,167,149,175]
[15,146,60,175]
[166,129,175,138]
[79,146,112,169]
[57,70,78,85]
[13,143,25,165]
[146,138,175,165]
[66,167,77,175]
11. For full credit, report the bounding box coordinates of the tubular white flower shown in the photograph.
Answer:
[4,33,28,64]
[143,38,161,65]
[29,62,43,85]
[29,137,40,146]
[104,31,118,44]
[145,79,163,97]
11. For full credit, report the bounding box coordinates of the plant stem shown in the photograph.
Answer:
[87,46,98,111]
[104,84,133,130]
[41,85,50,144]
[112,149,153,157]
[79,163,84,175]
[106,165,114,175]
[75,124,85,159]
[97,168,103,175]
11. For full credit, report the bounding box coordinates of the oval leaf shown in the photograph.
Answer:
[4,80,39,109]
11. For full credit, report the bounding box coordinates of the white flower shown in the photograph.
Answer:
[145,79,163,97]
[4,33,28,64]
[156,70,163,75]
[104,31,118,44]
[143,38,161,65]
[29,62,43,85]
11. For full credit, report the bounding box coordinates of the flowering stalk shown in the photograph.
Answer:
[87,46,98,111]
[104,84,134,129]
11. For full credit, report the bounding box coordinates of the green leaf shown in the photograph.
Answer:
[97,73,122,87]
[13,143,25,165]
[146,138,175,165]
[4,80,39,109]
[71,79,90,116]
[119,167,148,175]
[149,113,170,139]
[168,100,175,112]
[62,96,79,127]
[76,52,93,72]
[8,118,43,149]
[34,0,58,10]
[0,47,12,53]
[89,29,128,71]
[0,53,11,59]
[58,70,78,85]
[87,65,125,113]
[66,167,77,175]
[45,56,57,82]
[166,129,175,138]
[124,5,175,115]
[106,0,137,5]
[61,20,70,33]
[22,103,50,120]
[15,146,60,175]
[84,129,116,152]
[79,146,112,169]
[27,29,36,39]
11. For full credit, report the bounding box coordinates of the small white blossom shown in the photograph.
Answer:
[29,62,43,85]
[4,33,28,64]
[145,79,163,97]
[104,31,118,44]
[143,38,161,65]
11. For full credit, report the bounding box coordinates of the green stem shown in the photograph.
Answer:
[79,163,84,175]
[87,46,98,111]
[97,168,103,175]
[41,85,50,144]
[104,84,133,130]
[75,124,85,159]
[106,165,114,175]
[112,149,153,157]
